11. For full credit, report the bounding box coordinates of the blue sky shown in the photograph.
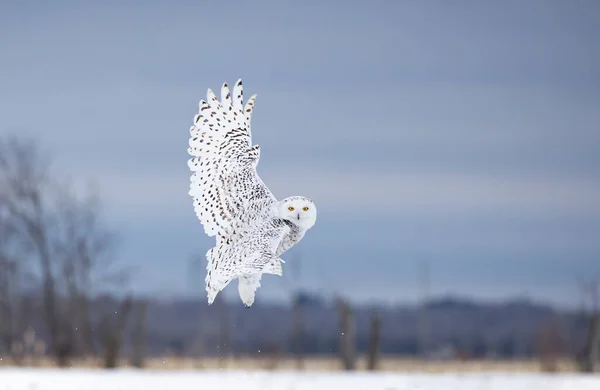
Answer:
[1,0,599,307]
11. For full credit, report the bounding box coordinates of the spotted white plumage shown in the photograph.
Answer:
[187,80,317,307]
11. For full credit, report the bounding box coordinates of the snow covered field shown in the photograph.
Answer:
[1,368,600,390]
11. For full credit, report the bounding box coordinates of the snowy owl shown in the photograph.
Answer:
[187,79,317,307]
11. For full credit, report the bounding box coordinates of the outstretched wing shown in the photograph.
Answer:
[187,79,277,238]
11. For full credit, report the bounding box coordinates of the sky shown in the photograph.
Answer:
[1,0,599,308]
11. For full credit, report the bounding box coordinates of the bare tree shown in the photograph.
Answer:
[291,295,305,370]
[0,136,51,364]
[129,299,148,368]
[0,134,127,367]
[367,312,382,371]
[336,297,356,371]
[99,295,133,369]
[0,235,31,365]
[286,251,305,370]
[417,259,431,359]
[0,220,19,362]
[576,278,600,373]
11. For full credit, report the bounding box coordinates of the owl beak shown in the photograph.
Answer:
[296,213,300,221]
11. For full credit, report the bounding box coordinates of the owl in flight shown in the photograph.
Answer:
[187,80,317,307]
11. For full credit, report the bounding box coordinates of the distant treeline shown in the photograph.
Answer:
[138,293,588,359]
[3,292,587,360]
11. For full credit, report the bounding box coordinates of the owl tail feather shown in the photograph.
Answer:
[238,275,262,307]
[236,252,282,308]
[205,247,232,305]
[245,251,284,276]
[205,248,282,306]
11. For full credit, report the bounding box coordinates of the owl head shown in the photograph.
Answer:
[278,196,317,230]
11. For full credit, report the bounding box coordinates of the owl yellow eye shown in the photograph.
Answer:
[288,206,295,211]
[302,206,309,211]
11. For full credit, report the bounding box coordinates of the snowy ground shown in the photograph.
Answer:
[1,368,599,390]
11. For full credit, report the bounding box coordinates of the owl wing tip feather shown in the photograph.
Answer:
[188,79,278,242]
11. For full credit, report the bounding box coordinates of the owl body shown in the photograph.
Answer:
[187,80,317,307]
